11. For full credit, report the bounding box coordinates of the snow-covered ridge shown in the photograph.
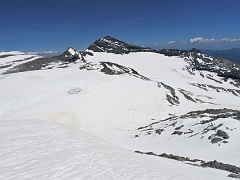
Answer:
[0,51,25,56]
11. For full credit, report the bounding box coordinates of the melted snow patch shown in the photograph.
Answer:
[26,75,44,81]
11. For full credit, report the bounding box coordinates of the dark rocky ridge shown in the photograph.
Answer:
[159,48,240,85]
[158,49,188,57]
[2,58,70,74]
[135,151,240,174]
[52,47,84,62]
[87,36,155,54]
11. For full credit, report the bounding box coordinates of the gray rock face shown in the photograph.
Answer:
[52,47,83,62]
[2,58,61,74]
[158,49,187,57]
[211,138,223,144]
[87,36,155,54]
[135,151,240,174]
[155,129,164,135]
[79,61,151,81]
[228,173,240,179]
[208,129,230,144]
[202,160,240,174]
[172,131,183,135]
[216,130,229,139]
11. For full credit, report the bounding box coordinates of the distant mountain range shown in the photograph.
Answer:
[201,48,240,62]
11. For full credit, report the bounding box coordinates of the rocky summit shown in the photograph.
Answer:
[87,35,155,54]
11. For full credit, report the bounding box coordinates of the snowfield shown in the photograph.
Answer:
[1,49,240,179]
[0,119,228,179]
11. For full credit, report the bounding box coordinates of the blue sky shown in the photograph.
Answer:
[0,0,240,52]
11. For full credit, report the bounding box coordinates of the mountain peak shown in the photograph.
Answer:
[87,36,155,54]
[52,47,83,62]
[189,48,202,54]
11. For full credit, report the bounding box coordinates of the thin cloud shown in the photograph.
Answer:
[43,51,59,54]
[168,41,176,45]
[190,37,240,44]
[28,51,59,54]
[220,38,240,42]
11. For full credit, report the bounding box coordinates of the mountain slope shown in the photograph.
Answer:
[1,37,240,179]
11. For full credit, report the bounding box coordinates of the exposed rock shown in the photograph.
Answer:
[190,83,240,97]
[88,36,155,54]
[0,54,15,58]
[184,129,194,134]
[79,61,151,81]
[160,82,179,105]
[211,137,223,144]
[0,64,12,69]
[159,47,240,86]
[202,160,240,174]
[228,173,240,179]
[175,125,184,130]
[178,89,196,102]
[208,129,230,143]
[135,151,204,163]
[135,151,240,174]
[136,108,239,145]
[189,48,202,54]
[216,130,229,139]
[172,131,183,135]
[2,58,60,74]
[158,49,187,57]
[52,47,83,62]
[155,129,164,135]
[145,152,156,155]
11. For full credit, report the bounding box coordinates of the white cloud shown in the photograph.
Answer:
[28,51,59,54]
[27,52,39,55]
[43,51,59,54]
[220,38,240,42]
[190,37,204,43]
[190,37,215,44]
[190,37,240,44]
[168,41,176,45]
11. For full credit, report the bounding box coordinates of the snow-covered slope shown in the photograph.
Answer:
[1,119,228,179]
[1,37,240,179]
